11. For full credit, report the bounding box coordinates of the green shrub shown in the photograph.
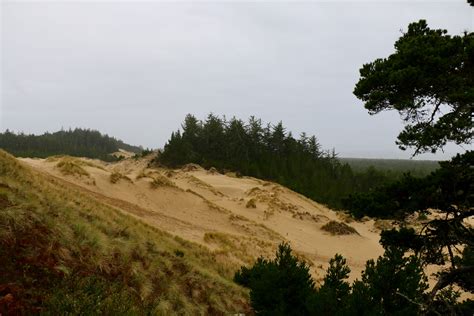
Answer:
[307,254,351,315]
[235,243,435,315]
[234,243,314,316]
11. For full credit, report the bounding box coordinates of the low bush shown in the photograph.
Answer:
[321,221,358,235]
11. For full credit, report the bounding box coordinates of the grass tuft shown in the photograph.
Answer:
[246,198,257,209]
[56,158,90,177]
[109,171,133,184]
[321,220,359,235]
[150,174,176,188]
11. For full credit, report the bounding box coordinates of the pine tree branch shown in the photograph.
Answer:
[429,265,474,299]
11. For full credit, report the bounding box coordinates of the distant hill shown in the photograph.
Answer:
[0,128,142,161]
[339,157,440,177]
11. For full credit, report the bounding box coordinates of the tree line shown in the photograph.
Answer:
[0,128,141,161]
[343,151,473,219]
[157,113,400,209]
[234,18,473,315]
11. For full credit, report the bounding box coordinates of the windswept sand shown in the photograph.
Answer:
[20,155,385,282]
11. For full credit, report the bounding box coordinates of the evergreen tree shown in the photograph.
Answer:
[157,113,399,209]
[354,20,473,155]
[351,18,473,313]
[0,128,141,161]
[234,243,315,316]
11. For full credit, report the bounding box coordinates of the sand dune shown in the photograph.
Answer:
[20,155,385,281]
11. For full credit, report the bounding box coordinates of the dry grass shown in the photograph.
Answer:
[373,219,395,231]
[181,163,202,172]
[185,189,206,199]
[137,169,178,189]
[224,171,243,178]
[187,175,224,197]
[149,174,176,189]
[54,157,106,180]
[204,200,231,215]
[135,169,158,180]
[45,155,68,162]
[246,198,257,209]
[337,211,355,224]
[207,167,220,175]
[0,150,249,314]
[56,158,90,177]
[321,220,359,236]
[228,214,247,221]
[203,232,275,267]
[109,171,133,184]
[165,170,177,178]
[49,155,105,169]
[0,191,12,209]
[292,211,327,222]
[246,186,298,214]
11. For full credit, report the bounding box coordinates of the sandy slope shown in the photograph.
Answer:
[20,155,385,282]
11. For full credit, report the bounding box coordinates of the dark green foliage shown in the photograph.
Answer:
[380,227,424,253]
[41,276,143,315]
[158,114,401,209]
[344,151,473,219]
[456,246,474,292]
[340,157,439,177]
[347,18,473,315]
[354,20,473,155]
[174,249,185,257]
[307,254,351,315]
[322,255,351,297]
[234,243,315,315]
[236,243,437,315]
[0,128,142,161]
[346,152,474,312]
[342,173,430,219]
[132,148,154,160]
[347,247,428,316]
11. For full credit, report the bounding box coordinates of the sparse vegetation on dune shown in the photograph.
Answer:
[56,158,91,177]
[245,198,257,209]
[321,221,359,236]
[186,175,225,197]
[135,169,156,180]
[54,156,105,172]
[109,171,133,184]
[0,150,249,314]
[292,211,327,222]
[203,232,280,268]
[135,169,178,189]
[150,174,176,189]
[181,163,202,172]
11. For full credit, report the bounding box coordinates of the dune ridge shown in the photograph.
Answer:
[21,154,385,281]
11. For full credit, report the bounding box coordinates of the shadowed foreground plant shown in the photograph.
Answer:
[234,243,314,316]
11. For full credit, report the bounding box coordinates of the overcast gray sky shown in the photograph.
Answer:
[1,1,472,159]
